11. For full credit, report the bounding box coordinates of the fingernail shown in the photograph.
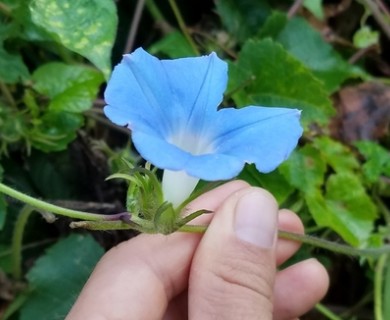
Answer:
[234,191,277,248]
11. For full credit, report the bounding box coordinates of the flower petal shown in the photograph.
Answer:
[104,48,172,136]
[161,52,227,134]
[104,48,303,186]
[184,153,244,180]
[131,131,191,171]
[212,106,303,173]
[132,131,244,181]
[104,48,228,139]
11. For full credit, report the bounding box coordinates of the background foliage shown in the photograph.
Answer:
[0,0,390,319]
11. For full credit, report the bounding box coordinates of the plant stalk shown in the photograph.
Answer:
[11,205,34,280]
[2,182,390,258]
[315,303,343,320]
[374,254,388,320]
[0,182,123,221]
[180,225,390,258]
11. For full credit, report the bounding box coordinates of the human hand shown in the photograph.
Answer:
[66,180,329,320]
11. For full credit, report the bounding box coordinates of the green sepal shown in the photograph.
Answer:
[153,202,178,235]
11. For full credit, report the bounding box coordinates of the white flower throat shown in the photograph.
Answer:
[162,131,214,208]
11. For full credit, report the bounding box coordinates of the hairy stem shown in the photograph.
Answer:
[374,254,388,320]
[278,230,390,258]
[2,181,390,258]
[0,182,122,221]
[11,205,34,280]
[315,303,343,320]
[179,224,390,258]
[145,0,173,34]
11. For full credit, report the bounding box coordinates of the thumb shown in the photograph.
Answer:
[189,187,278,319]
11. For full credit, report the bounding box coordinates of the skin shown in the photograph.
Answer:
[66,180,329,320]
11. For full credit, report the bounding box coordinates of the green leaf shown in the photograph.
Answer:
[29,0,118,78]
[148,31,196,58]
[239,164,294,204]
[305,192,333,229]
[312,136,360,173]
[303,0,324,20]
[0,106,27,154]
[229,39,335,127]
[306,172,377,246]
[0,106,25,140]
[279,145,327,195]
[12,1,54,42]
[325,172,377,245]
[215,0,271,43]
[0,47,29,83]
[355,140,390,183]
[20,234,104,320]
[27,151,80,199]
[353,26,379,49]
[258,10,287,39]
[32,62,104,113]
[275,18,366,93]
[30,112,84,152]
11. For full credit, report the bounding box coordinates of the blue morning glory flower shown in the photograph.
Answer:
[104,48,303,207]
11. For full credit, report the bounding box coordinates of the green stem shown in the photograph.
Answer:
[168,0,199,55]
[145,0,173,34]
[374,254,388,320]
[178,224,207,233]
[11,205,34,280]
[179,224,390,258]
[145,0,164,20]
[3,181,390,259]
[70,220,136,231]
[0,182,119,221]
[315,303,343,320]
[278,230,390,258]
[178,209,212,227]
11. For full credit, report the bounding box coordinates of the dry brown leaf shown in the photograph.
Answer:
[332,82,390,142]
